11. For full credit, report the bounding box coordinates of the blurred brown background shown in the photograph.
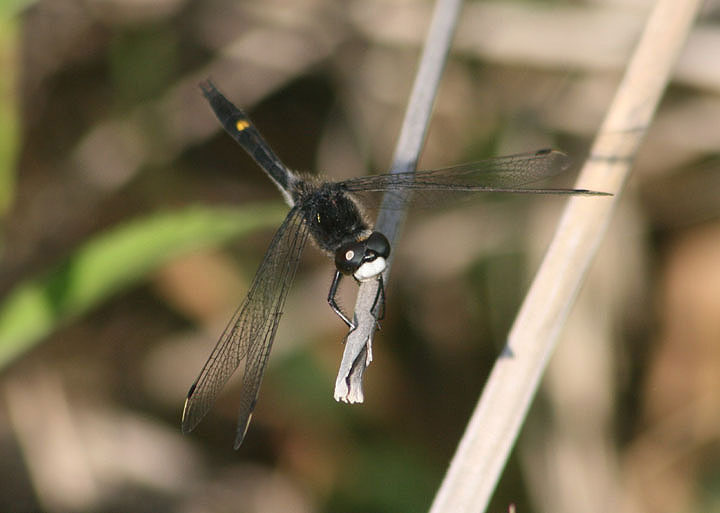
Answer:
[1,0,719,512]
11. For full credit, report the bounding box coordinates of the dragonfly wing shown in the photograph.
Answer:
[339,150,569,192]
[338,150,608,210]
[181,207,309,447]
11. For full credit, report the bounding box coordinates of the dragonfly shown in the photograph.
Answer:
[181,80,609,449]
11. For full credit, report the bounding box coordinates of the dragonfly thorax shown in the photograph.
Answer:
[298,181,371,254]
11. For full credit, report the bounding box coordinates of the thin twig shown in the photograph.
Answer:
[334,0,464,402]
[428,0,703,512]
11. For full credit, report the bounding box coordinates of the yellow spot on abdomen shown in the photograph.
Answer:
[235,119,250,132]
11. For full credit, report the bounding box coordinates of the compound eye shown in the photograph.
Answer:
[335,240,365,274]
[366,232,390,258]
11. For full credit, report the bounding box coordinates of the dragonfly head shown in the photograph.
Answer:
[335,231,390,282]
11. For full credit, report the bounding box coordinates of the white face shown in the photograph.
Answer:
[353,257,387,282]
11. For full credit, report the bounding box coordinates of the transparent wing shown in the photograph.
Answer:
[339,150,602,194]
[181,207,309,448]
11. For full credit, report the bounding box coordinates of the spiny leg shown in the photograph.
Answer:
[370,275,386,328]
[328,270,356,329]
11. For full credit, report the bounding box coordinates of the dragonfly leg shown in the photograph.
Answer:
[328,270,356,329]
[370,275,386,329]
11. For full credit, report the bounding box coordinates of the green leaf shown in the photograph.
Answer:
[0,6,22,220]
[0,203,287,369]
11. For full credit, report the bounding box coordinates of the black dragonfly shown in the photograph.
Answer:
[181,80,608,448]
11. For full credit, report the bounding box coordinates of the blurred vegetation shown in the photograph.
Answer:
[0,0,28,220]
[1,1,720,512]
[0,204,285,368]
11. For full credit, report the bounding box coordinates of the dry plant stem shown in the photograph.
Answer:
[429,0,703,512]
[334,0,463,402]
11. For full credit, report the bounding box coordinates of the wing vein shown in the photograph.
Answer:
[181,207,309,444]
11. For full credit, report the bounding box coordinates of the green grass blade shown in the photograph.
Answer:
[0,4,23,221]
[0,203,287,369]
